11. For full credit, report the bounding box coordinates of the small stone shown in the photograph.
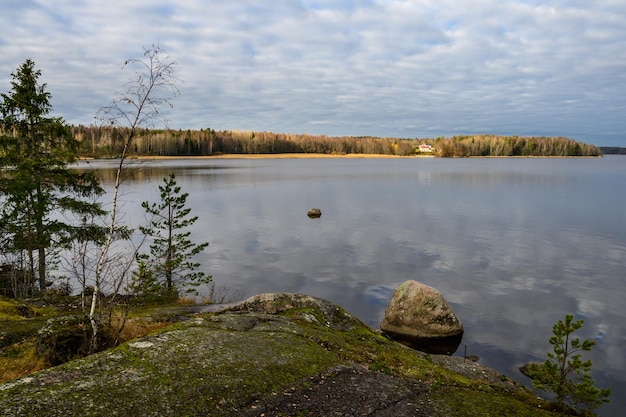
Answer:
[307,208,322,218]
[519,362,544,379]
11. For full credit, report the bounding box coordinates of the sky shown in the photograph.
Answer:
[1,1,625,147]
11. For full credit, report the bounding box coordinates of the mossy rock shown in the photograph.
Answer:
[3,312,344,416]
[0,294,564,417]
[35,316,92,365]
[231,292,365,331]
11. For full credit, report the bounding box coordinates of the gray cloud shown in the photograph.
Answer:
[1,1,624,145]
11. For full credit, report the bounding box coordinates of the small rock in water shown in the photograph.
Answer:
[307,208,322,218]
[519,362,544,379]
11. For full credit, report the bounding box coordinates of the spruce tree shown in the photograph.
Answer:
[0,59,106,295]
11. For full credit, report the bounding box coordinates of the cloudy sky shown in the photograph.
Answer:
[2,1,625,146]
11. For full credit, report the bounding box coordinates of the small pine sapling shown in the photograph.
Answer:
[531,314,610,415]
[137,173,211,296]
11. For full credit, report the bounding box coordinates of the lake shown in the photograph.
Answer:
[78,155,626,415]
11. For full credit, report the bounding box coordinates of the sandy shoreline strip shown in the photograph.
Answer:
[127,153,427,160]
[87,153,599,161]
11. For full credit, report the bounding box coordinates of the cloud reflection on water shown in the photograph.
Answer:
[81,157,626,415]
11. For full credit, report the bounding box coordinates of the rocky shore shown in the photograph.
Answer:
[0,293,566,416]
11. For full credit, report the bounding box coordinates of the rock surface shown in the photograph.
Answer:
[380,280,463,354]
[0,293,556,417]
[231,292,362,331]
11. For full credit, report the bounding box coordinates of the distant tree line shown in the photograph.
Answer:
[599,147,626,155]
[432,135,601,157]
[70,125,418,157]
[70,125,601,158]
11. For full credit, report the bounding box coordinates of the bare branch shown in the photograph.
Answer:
[88,45,179,351]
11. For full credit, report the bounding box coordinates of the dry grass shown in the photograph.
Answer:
[108,310,174,344]
[0,318,173,384]
[117,319,171,344]
[176,296,197,305]
[0,340,49,384]
[1,298,189,384]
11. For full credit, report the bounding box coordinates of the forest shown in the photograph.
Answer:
[70,125,602,158]
[599,146,626,155]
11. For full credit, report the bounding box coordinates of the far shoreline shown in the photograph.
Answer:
[126,153,430,160]
[117,152,601,160]
[80,152,605,161]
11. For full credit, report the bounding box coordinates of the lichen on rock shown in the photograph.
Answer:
[381,280,464,354]
[230,292,365,331]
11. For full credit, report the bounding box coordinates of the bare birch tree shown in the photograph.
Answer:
[89,46,178,349]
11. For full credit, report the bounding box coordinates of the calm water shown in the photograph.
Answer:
[79,156,626,415]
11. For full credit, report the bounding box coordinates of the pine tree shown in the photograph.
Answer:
[137,173,210,296]
[531,314,611,415]
[0,59,106,295]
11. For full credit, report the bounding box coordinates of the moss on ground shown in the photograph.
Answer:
[434,389,564,416]
[0,297,62,354]
[0,295,570,416]
[0,313,343,416]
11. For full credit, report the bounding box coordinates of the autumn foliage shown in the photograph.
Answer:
[70,125,601,158]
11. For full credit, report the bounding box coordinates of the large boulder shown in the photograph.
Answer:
[380,280,463,354]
